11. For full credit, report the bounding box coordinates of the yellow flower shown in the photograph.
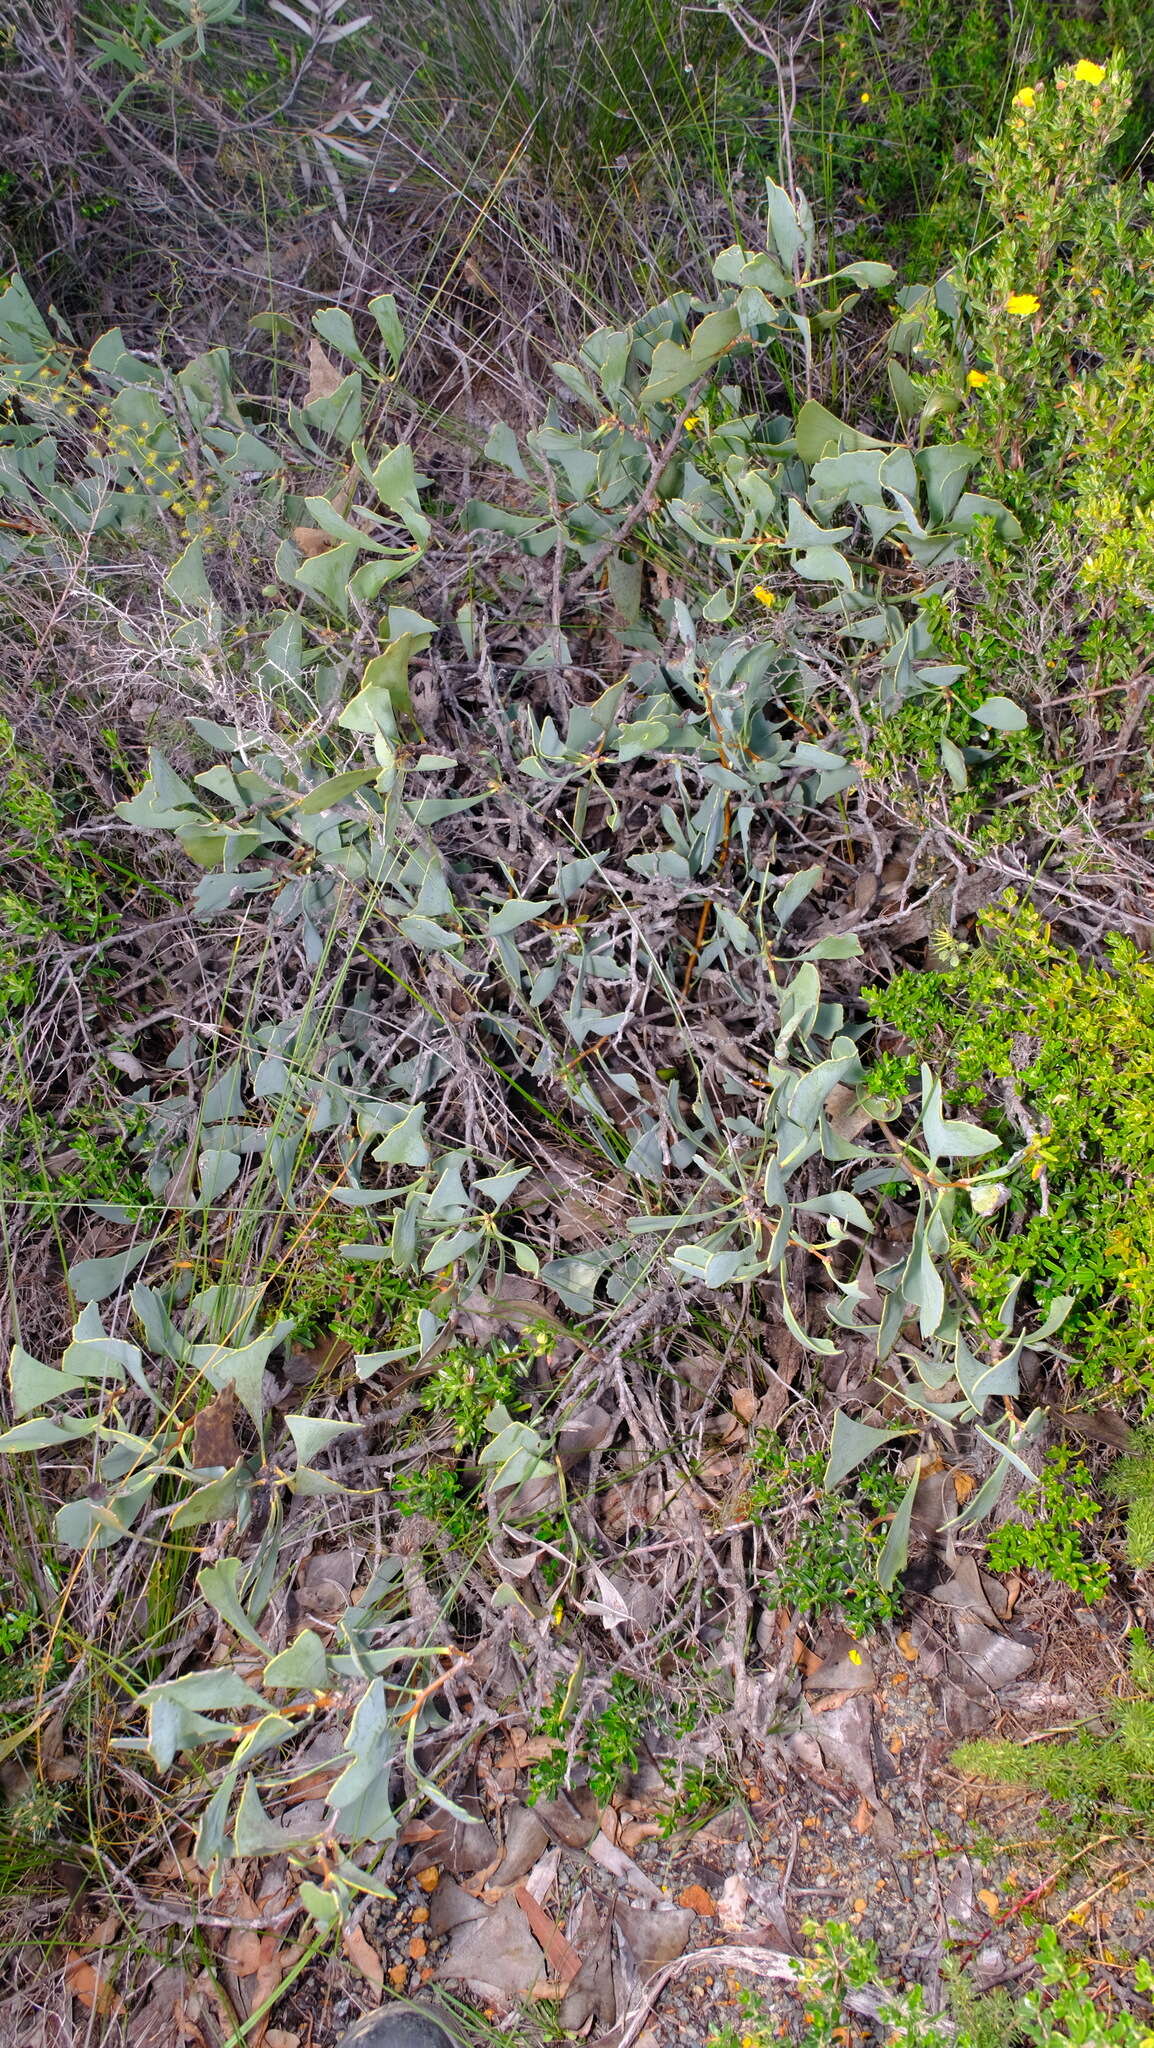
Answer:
[682,413,702,433]
[1006,292,1041,316]
[1012,86,1036,109]
[860,90,871,103]
[752,584,777,607]
[848,1647,863,1665]
[967,369,990,387]
[1073,59,1106,84]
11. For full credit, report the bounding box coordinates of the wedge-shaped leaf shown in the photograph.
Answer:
[0,1414,96,1452]
[312,305,370,370]
[285,1414,361,1463]
[919,1065,1001,1163]
[63,1305,142,1383]
[327,1677,396,1839]
[10,1347,86,1417]
[264,1628,328,1692]
[765,180,805,275]
[876,1467,920,1589]
[191,1319,293,1432]
[164,537,212,608]
[824,1409,908,1489]
[293,538,357,618]
[773,862,823,926]
[831,259,895,289]
[169,1464,245,1529]
[140,1668,267,1714]
[369,1103,429,1169]
[900,1220,946,1339]
[489,898,551,935]
[233,1776,324,1855]
[147,1696,234,1773]
[795,400,886,465]
[688,303,743,365]
[198,1147,241,1206]
[368,293,405,374]
[67,1241,155,1304]
[197,1556,267,1652]
[640,339,699,405]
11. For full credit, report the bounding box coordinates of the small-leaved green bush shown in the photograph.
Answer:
[869,894,1154,1402]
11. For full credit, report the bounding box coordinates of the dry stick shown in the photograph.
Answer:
[561,379,711,611]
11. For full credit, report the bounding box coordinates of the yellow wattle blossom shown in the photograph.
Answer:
[1073,59,1106,84]
[1006,292,1041,316]
[752,584,777,608]
[967,369,990,387]
[1012,86,1036,109]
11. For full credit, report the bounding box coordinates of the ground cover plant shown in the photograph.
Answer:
[2,8,1154,2045]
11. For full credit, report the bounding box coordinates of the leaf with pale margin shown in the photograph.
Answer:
[919,1066,1001,1164]
[67,1241,154,1303]
[264,1628,329,1691]
[233,1777,324,1855]
[285,1414,361,1463]
[824,1409,908,1489]
[0,1415,96,1452]
[197,1557,266,1652]
[10,1347,86,1417]
[876,1467,920,1589]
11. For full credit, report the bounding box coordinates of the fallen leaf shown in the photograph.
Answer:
[64,1955,120,2017]
[264,2033,300,2048]
[291,526,334,560]
[587,1829,663,1901]
[190,1384,239,1470]
[676,1884,716,1917]
[850,1795,873,1835]
[731,1387,758,1425]
[490,1805,549,1888]
[343,1923,384,1991]
[614,1902,695,1978]
[514,1885,583,1989]
[717,1871,750,1935]
[953,1469,978,1505]
[619,1820,663,1854]
[438,1892,545,2000]
[305,338,342,406]
[953,1620,1035,1695]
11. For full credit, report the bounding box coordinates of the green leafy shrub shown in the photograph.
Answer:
[869,894,1154,1400]
[985,1446,1109,1602]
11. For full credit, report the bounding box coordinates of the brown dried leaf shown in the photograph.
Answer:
[305,338,342,406]
[65,1955,120,2017]
[190,1385,239,1471]
[514,1885,582,1989]
[343,1923,384,1992]
[291,526,334,559]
